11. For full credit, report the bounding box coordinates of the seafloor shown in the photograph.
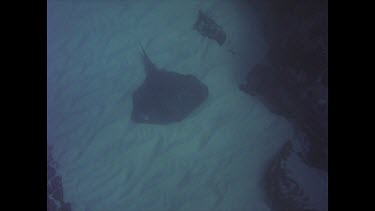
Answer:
[47,0,327,211]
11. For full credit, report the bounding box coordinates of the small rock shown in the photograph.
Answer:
[193,10,226,45]
[47,164,56,178]
[52,187,64,202]
[47,197,58,211]
[51,176,62,190]
[60,202,72,211]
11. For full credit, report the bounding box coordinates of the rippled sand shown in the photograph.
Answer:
[47,0,293,210]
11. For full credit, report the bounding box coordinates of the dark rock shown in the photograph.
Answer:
[52,187,64,202]
[47,182,53,194]
[60,202,72,211]
[48,164,56,178]
[240,64,304,119]
[47,145,71,210]
[239,0,328,171]
[193,10,226,45]
[51,176,62,191]
[264,140,328,211]
[48,153,53,163]
[238,0,328,210]
[47,197,58,211]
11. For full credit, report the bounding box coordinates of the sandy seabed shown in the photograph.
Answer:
[47,0,294,210]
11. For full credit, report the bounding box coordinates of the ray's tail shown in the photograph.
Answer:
[139,42,157,74]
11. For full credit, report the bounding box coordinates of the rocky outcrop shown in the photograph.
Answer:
[48,145,71,211]
[193,10,227,45]
[264,134,328,211]
[237,0,328,210]
[240,63,328,171]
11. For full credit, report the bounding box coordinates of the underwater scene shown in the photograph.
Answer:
[47,0,328,210]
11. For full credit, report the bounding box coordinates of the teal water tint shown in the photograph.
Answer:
[47,0,292,210]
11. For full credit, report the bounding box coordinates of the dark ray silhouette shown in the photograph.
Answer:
[131,44,208,124]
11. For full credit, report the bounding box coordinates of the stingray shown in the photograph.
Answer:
[131,44,209,124]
